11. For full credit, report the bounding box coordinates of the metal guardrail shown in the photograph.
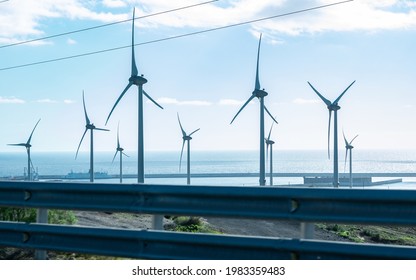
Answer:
[0,180,416,259]
[6,172,416,181]
[1,221,416,260]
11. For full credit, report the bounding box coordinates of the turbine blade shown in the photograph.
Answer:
[350,134,359,145]
[344,148,348,173]
[255,33,262,90]
[143,90,164,109]
[106,82,133,125]
[8,143,27,147]
[179,140,185,172]
[334,80,356,104]
[112,150,119,163]
[30,158,35,171]
[75,128,88,159]
[266,142,269,167]
[267,121,275,141]
[82,91,91,125]
[131,8,138,77]
[264,106,278,124]
[230,95,256,124]
[27,118,41,145]
[343,130,349,147]
[122,152,129,157]
[327,110,332,159]
[177,113,187,137]
[189,128,200,137]
[307,82,332,106]
[94,127,110,132]
[117,122,121,149]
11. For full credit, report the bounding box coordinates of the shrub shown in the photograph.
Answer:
[0,207,76,225]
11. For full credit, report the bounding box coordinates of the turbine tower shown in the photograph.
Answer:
[112,122,129,183]
[8,119,41,181]
[307,80,355,188]
[230,34,277,186]
[178,113,200,185]
[265,121,276,186]
[343,132,358,188]
[106,8,163,183]
[76,91,109,183]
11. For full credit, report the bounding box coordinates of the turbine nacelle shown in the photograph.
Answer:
[253,89,268,98]
[266,139,275,145]
[129,75,147,86]
[86,123,96,130]
[346,144,354,149]
[183,135,193,141]
[328,104,340,111]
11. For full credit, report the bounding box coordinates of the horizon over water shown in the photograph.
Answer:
[1,149,416,188]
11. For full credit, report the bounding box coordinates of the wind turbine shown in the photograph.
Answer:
[178,113,200,185]
[76,91,109,183]
[106,8,163,184]
[343,132,358,188]
[265,121,276,186]
[307,81,355,188]
[230,33,278,186]
[112,122,129,183]
[8,119,41,181]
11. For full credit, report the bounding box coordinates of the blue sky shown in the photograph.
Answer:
[0,0,415,154]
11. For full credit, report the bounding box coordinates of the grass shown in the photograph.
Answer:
[166,216,222,234]
[319,223,416,246]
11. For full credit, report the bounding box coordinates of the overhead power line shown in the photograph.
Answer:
[0,0,218,49]
[0,0,354,72]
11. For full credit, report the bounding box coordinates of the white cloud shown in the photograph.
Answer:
[0,0,127,43]
[37,98,57,103]
[154,97,212,106]
[293,98,320,105]
[134,0,416,35]
[218,99,245,106]
[253,0,416,36]
[0,96,25,104]
[103,0,127,8]
[1,1,415,45]
[67,38,77,45]
[64,99,76,104]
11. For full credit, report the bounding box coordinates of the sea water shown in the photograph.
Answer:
[1,149,416,188]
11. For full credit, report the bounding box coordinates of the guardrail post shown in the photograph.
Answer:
[34,209,48,260]
[152,215,163,230]
[300,222,315,239]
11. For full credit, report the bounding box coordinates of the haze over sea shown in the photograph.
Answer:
[1,149,416,189]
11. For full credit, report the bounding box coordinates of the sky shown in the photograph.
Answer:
[0,0,416,155]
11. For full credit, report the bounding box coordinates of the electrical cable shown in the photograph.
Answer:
[0,0,218,49]
[0,0,354,71]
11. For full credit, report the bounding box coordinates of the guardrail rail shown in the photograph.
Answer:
[0,181,416,259]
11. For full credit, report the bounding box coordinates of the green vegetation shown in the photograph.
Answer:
[167,216,221,234]
[0,207,36,223]
[319,223,416,246]
[0,207,76,225]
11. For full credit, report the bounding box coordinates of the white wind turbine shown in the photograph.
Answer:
[8,119,41,181]
[178,113,200,185]
[112,123,129,183]
[76,91,109,183]
[307,81,355,188]
[106,8,163,184]
[343,132,358,188]
[265,121,276,186]
[230,34,278,186]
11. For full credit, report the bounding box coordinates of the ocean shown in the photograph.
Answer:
[1,149,416,188]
